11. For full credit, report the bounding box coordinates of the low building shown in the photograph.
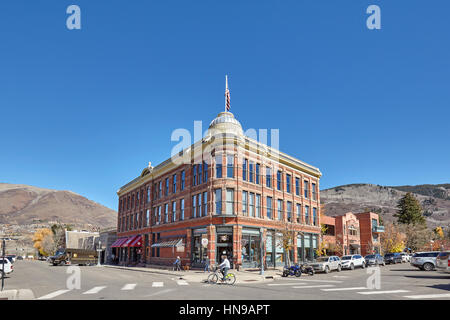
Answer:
[99,228,117,264]
[355,212,384,256]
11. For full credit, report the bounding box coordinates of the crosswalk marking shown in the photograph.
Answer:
[321,287,368,291]
[292,285,335,289]
[82,286,106,295]
[357,290,409,295]
[177,280,189,286]
[280,279,343,284]
[37,289,70,300]
[152,282,164,287]
[121,283,137,291]
[404,293,450,299]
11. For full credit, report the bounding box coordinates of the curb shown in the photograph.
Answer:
[0,289,35,300]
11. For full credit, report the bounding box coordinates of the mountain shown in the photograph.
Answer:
[0,183,116,228]
[321,183,450,228]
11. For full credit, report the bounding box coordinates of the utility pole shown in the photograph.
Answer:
[97,240,102,267]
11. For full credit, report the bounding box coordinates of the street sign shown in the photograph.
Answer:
[201,238,208,247]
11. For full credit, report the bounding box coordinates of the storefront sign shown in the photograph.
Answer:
[201,238,208,247]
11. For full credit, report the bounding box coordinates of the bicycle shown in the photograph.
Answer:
[207,267,236,285]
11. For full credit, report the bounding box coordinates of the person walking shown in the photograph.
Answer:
[203,258,210,272]
[174,256,181,271]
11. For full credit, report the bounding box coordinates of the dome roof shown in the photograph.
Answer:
[207,112,244,137]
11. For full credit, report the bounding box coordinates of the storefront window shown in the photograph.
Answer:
[297,235,303,263]
[275,233,284,266]
[241,230,261,268]
[266,233,273,267]
[304,234,312,262]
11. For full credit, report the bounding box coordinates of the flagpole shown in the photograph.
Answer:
[225,75,228,112]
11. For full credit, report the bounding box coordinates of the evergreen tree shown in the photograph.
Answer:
[395,192,426,225]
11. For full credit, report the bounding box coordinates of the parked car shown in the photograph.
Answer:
[384,252,403,264]
[5,255,17,263]
[310,256,341,273]
[399,252,409,263]
[4,256,14,264]
[436,251,450,274]
[0,258,13,276]
[340,254,366,270]
[16,256,24,261]
[410,251,440,271]
[364,254,385,266]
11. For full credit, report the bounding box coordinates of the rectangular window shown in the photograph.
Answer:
[312,183,317,200]
[215,189,222,214]
[164,203,168,223]
[197,162,202,185]
[267,196,273,219]
[158,206,161,223]
[193,165,197,186]
[249,161,254,183]
[173,174,177,193]
[198,193,202,217]
[286,174,291,193]
[203,191,207,216]
[313,207,317,226]
[227,155,234,178]
[172,201,176,222]
[203,161,208,183]
[226,189,234,214]
[242,191,248,216]
[304,180,309,198]
[255,163,260,184]
[296,204,301,223]
[132,195,134,209]
[192,195,197,218]
[181,170,185,190]
[147,186,151,203]
[158,181,162,198]
[277,171,282,191]
[136,192,140,206]
[287,201,292,222]
[256,194,261,218]
[216,155,222,178]
[180,199,185,220]
[165,178,169,196]
[146,209,150,227]
[305,205,310,224]
[249,192,255,217]
[295,178,300,196]
[266,167,272,188]
[243,158,248,181]
[277,199,283,221]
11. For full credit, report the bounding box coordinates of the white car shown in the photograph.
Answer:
[340,254,366,270]
[436,251,450,274]
[399,252,409,263]
[0,258,13,276]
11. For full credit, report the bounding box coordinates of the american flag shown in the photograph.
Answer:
[225,75,231,111]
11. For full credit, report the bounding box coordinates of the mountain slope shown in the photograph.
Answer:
[0,183,116,228]
[321,183,450,228]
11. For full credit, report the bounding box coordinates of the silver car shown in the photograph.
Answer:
[410,251,440,271]
[310,256,342,273]
[436,251,450,274]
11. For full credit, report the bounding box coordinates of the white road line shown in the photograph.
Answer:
[177,280,189,286]
[404,293,450,299]
[280,279,343,284]
[332,276,349,278]
[37,289,71,300]
[292,285,335,289]
[152,282,164,287]
[121,283,137,291]
[322,287,368,291]
[82,286,107,295]
[267,283,308,286]
[145,288,176,298]
[358,290,410,295]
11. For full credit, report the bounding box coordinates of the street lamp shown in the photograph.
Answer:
[97,240,102,267]
[260,228,264,276]
[1,238,5,291]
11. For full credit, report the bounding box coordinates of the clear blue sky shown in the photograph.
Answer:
[1,1,449,211]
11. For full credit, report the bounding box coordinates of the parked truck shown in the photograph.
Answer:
[48,230,100,266]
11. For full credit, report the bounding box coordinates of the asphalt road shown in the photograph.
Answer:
[3,260,450,300]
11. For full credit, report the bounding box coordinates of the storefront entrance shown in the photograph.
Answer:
[192,228,208,268]
[216,227,233,268]
[241,228,261,268]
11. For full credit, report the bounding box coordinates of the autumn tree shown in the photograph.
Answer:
[434,226,444,239]
[32,228,53,256]
[280,225,297,267]
[380,222,405,253]
[395,192,426,225]
[399,223,434,251]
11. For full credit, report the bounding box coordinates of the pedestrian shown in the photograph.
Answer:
[174,256,181,271]
[203,259,210,272]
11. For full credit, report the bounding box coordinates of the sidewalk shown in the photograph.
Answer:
[103,264,283,284]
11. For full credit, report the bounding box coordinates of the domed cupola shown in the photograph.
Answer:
[207,111,244,137]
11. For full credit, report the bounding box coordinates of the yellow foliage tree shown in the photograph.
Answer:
[434,227,444,239]
[381,222,406,253]
[32,228,53,256]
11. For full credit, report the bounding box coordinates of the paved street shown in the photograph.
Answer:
[3,260,450,300]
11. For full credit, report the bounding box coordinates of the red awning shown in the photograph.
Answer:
[121,235,142,247]
[111,238,128,248]
[128,235,143,247]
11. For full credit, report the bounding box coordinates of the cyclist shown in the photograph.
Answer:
[218,255,230,281]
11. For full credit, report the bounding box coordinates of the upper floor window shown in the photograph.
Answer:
[227,155,234,178]
[304,180,309,198]
[215,189,222,214]
[243,158,248,181]
[172,201,176,222]
[266,167,272,188]
[181,170,185,190]
[197,163,202,185]
[173,174,177,193]
[313,207,317,226]
[267,196,273,219]
[158,181,162,198]
[164,203,169,223]
[286,174,291,193]
[203,191,207,216]
[277,171,282,191]
[146,209,150,227]
[296,204,301,223]
[192,195,197,218]
[226,189,234,214]
[287,201,292,222]
[193,165,197,186]
[180,199,185,220]
[249,161,254,183]
[147,186,151,203]
[305,205,310,224]
[277,199,283,221]
[203,161,208,183]
[216,156,222,178]
[165,178,169,196]
[197,193,202,217]
[249,192,255,217]
[295,178,300,196]
[255,194,261,218]
[242,191,248,216]
[255,163,260,184]
[312,183,317,200]
[158,206,162,223]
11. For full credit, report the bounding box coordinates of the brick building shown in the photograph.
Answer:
[113,103,322,269]
[355,212,384,256]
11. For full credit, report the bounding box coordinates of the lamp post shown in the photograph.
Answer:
[1,238,6,291]
[260,228,264,276]
[97,240,102,267]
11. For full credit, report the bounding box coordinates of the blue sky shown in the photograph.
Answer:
[1,1,449,211]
